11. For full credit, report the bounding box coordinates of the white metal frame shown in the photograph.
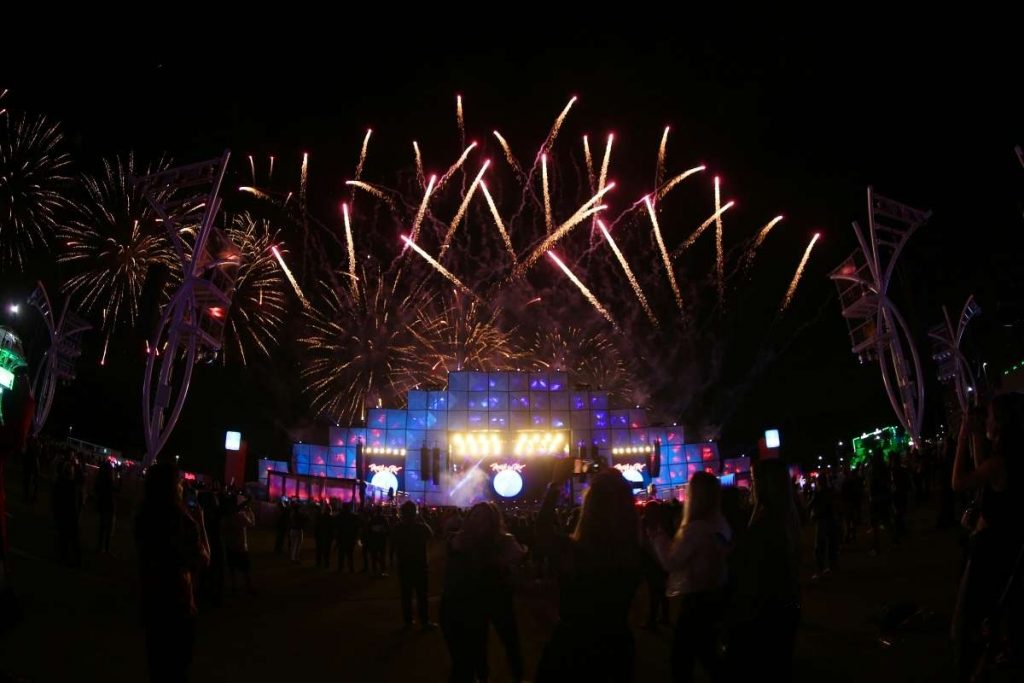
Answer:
[137,151,238,465]
[27,282,91,436]
[830,187,930,442]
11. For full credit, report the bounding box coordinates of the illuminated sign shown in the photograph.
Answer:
[368,463,402,492]
[490,463,525,497]
[225,431,241,451]
[764,429,781,449]
[614,462,646,483]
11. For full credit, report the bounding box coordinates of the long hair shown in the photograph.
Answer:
[460,501,504,550]
[572,470,639,563]
[682,471,722,527]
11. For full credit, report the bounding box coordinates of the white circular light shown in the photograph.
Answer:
[620,467,644,484]
[493,469,524,498]
[371,470,399,492]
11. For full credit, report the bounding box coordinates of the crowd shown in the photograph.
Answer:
[3,359,1022,681]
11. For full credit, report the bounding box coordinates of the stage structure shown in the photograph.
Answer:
[283,370,721,505]
[830,188,930,442]
[136,152,239,465]
[27,282,91,436]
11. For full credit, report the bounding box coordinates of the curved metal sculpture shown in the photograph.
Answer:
[27,282,91,435]
[136,151,239,465]
[830,188,931,442]
[928,296,981,414]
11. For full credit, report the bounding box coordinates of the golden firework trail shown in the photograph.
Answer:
[401,235,477,299]
[539,96,577,155]
[409,174,437,245]
[271,245,309,308]
[542,153,553,233]
[656,126,670,190]
[356,129,372,180]
[780,233,821,312]
[672,201,736,257]
[437,142,478,190]
[413,141,425,188]
[715,176,725,302]
[655,165,706,202]
[493,131,524,177]
[515,183,615,277]
[598,220,657,326]
[342,202,358,298]
[248,155,256,185]
[480,181,517,265]
[643,195,684,313]
[583,135,596,192]
[547,251,617,330]
[440,160,490,258]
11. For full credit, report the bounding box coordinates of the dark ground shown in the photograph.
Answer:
[1,460,967,682]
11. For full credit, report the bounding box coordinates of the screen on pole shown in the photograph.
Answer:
[225,431,242,451]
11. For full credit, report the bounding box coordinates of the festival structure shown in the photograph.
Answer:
[270,370,720,505]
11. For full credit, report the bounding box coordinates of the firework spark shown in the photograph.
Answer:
[440,160,490,258]
[300,152,309,212]
[780,232,821,313]
[715,176,725,303]
[540,95,577,155]
[61,154,175,342]
[656,126,670,190]
[401,235,477,299]
[583,135,596,192]
[409,174,437,245]
[547,251,617,330]
[514,184,614,277]
[269,155,275,181]
[480,181,517,265]
[598,220,657,326]
[655,165,706,202]
[239,186,274,201]
[672,200,736,257]
[743,215,784,271]
[456,95,465,149]
[541,153,553,233]
[248,155,256,185]
[413,141,425,188]
[643,195,684,313]
[0,112,73,269]
[342,203,358,298]
[437,141,478,190]
[493,131,524,177]
[344,180,399,214]
[597,133,614,207]
[355,129,372,181]
[271,244,310,308]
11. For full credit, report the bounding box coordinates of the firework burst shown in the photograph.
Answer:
[1,112,73,269]
[299,267,443,422]
[60,154,175,343]
[220,212,289,365]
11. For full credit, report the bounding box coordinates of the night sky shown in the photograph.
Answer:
[3,25,1022,474]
